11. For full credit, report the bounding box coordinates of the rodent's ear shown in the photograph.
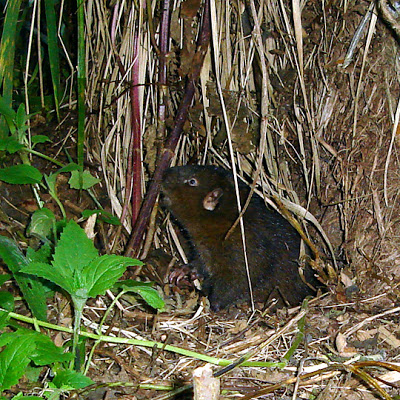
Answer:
[203,188,223,211]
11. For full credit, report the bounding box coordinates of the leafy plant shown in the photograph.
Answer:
[20,220,145,369]
[0,219,164,395]
[0,128,101,217]
[0,328,74,392]
[0,236,52,321]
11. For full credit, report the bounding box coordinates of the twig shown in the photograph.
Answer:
[124,0,212,257]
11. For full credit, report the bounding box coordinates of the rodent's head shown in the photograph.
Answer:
[161,165,235,223]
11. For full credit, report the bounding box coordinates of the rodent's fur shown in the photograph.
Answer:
[161,165,318,311]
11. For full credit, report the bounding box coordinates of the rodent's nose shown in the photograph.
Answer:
[159,190,171,207]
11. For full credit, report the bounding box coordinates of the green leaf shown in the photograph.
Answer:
[0,330,72,392]
[69,170,100,190]
[0,333,35,391]
[15,104,28,130]
[22,220,98,296]
[51,220,98,285]
[27,208,56,239]
[0,236,48,320]
[134,286,164,309]
[0,311,10,329]
[0,291,14,311]
[31,135,51,145]
[0,274,11,286]
[83,255,141,298]
[0,332,15,347]
[26,243,52,264]
[55,219,68,233]
[52,370,93,389]
[22,261,72,294]
[0,136,24,153]
[0,164,42,184]
[118,280,164,310]
[117,280,153,289]
[30,335,72,365]
[81,209,121,225]
[44,174,58,201]
[57,162,79,174]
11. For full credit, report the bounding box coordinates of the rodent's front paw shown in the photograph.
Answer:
[169,265,200,287]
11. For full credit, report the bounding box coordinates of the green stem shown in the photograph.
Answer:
[52,193,67,219]
[26,148,65,167]
[1,308,285,368]
[283,299,307,361]
[18,150,31,165]
[71,298,85,371]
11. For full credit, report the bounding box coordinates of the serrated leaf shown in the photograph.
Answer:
[21,261,73,294]
[22,221,99,296]
[52,220,98,280]
[116,280,164,309]
[0,236,48,320]
[69,170,100,190]
[0,333,35,391]
[81,209,121,225]
[83,255,141,298]
[0,291,14,311]
[27,208,56,239]
[31,135,51,144]
[29,335,72,365]
[26,242,52,264]
[52,370,93,389]
[0,236,26,274]
[0,164,42,184]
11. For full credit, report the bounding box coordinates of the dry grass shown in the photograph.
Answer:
[80,0,400,398]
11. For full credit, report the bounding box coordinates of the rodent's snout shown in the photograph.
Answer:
[159,191,171,207]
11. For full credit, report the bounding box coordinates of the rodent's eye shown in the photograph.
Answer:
[185,177,199,187]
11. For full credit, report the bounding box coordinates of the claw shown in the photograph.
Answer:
[169,265,192,287]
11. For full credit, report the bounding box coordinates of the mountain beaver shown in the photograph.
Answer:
[161,165,318,311]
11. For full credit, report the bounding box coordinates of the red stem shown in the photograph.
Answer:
[130,33,142,223]
[112,20,142,226]
[124,0,211,256]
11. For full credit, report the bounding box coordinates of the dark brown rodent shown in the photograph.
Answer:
[161,165,318,311]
